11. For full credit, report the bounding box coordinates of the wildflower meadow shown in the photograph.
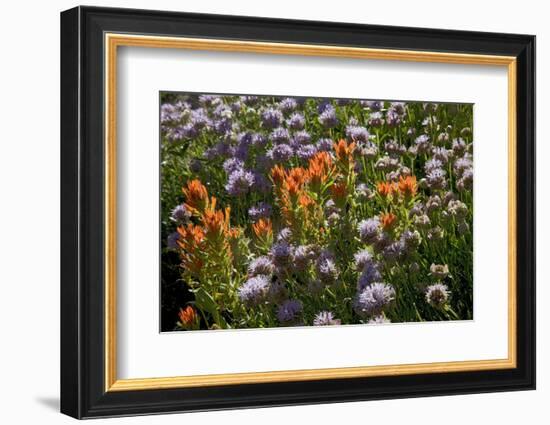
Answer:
[160,93,473,331]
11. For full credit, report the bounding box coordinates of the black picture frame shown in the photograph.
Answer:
[61,5,536,419]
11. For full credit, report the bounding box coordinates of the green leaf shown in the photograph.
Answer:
[194,287,229,329]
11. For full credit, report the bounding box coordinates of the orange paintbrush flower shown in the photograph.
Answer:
[177,223,205,247]
[284,179,301,198]
[252,218,273,240]
[397,175,417,198]
[377,181,395,198]
[298,193,315,209]
[380,212,398,231]
[182,179,209,213]
[177,223,205,274]
[333,139,356,163]
[330,181,348,206]
[283,167,309,198]
[227,227,242,240]
[178,305,198,328]
[270,165,286,187]
[308,152,333,189]
[202,206,230,239]
[286,167,309,186]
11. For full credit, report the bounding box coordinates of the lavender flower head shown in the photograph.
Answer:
[382,241,405,263]
[170,204,191,224]
[238,275,270,307]
[292,130,312,146]
[241,95,259,106]
[251,133,267,148]
[287,112,306,130]
[357,263,382,291]
[236,131,253,145]
[414,214,431,229]
[316,250,339,285]
[447,200,468,220]
[270,241,292,269]
[277,299,303,323]
[160,103,181,124]
[357,141,378,159]
[248,202,272,222]
[296,145,318,161]
[278,97,298,114]
[364,100,383,111]
[432,147,450,164]
[415,134,431,153]
[198,94,219,107]
[424,158,443,174]
[267,144,294,163]
[400,229,422,253]
[167,232,180,249]
[213,117,232,135]
[426,168,447,190]
[390,102,407,115]
[409,201,425,218]
[355,282,396,316]
[261,108,283,129]
[313,311,341,326]
[385,109,402,127]
[425,283,450,307]
[316,138,334,152]
[190,108,211,130]
[354,249,374,271]
[270,127,291,144]
[223,157,244,174]
[384,140,407,157]
[225,168,255,196]
[318,104,339,128]
[358,218,380,244]
[356,183,373,200]
[346,125,370,143]
[457,168,473,192]
[248,256,275,277]
[452,138,468,156]
[368,111,384,127]
[437,132,451,145]
[292,245,315,271]
[374,156,400,172]
[453,154,473,178]
[368,315,391,324]
[426,195,442,213]
[168,123,199,141]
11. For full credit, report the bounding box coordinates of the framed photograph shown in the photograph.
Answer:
[60,6,536,419]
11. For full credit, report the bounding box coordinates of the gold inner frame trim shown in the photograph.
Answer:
[104,33,517,392]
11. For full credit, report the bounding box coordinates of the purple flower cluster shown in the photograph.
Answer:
[358,218,380,244]
[318,104,339,128]
[248,202,272,222]
[261,108,283,129]
[354,282,396,317]
[313,311,341,326]
[248,256,275,277]
[238,275,270,307]
[277,299,303,323]
[225,168,255,196]
[425,283,450,307]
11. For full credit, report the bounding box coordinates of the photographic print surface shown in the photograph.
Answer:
[160,93,473,332]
